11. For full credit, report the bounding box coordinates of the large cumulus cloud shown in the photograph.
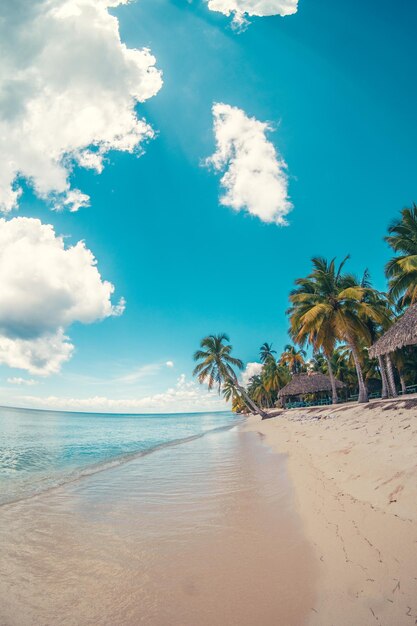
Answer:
[0,0,162,213]
[0,217,124,374]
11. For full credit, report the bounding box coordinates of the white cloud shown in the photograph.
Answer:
[0,0,162,213]
[6,377,37,386]
[16,375,226,413]
[115,360,175,384]
[207,0,298,30]
[116,363,163,384]
[241,361,263,386]
[0,217,124,375]
[207,103,292,224]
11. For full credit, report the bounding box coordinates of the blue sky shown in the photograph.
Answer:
[0,0,416,412]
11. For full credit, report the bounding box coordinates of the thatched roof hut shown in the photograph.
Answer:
[369,304,417,358]
[278,372,345,399]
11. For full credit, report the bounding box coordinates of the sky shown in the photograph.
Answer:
[0,0,416,413]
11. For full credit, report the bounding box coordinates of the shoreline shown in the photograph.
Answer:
[243,397,417,625]
[0,421,239,509]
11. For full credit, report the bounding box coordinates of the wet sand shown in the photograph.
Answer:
[245,398,417,625]
[0,428,316,626]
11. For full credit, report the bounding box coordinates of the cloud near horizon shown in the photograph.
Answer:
[207,103,292,224]
[241,361,263,386]
[6,377,38,386]
[16,374,226,413]
[0,217,124,375]
[207,0,298,30]
[0,0,162,213]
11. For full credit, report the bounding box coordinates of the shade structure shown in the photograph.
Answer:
[369,304,417,358]
[278,372,345,399]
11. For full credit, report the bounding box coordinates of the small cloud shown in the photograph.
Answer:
[206,0,298,30]
[165,360,174,368]
[7,377,37,386]
[116,363,161,385]
[206,103,292,225]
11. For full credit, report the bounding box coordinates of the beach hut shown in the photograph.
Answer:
[369,304,417,397]
[278,372,345,408]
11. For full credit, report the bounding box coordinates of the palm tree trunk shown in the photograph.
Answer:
[235,389,256,415]
[348,340,368,403]
[385,354,398,397]
[377,355,389,399]
[232,378,269,419]
[239,385,269,419]
[325,355,338,404]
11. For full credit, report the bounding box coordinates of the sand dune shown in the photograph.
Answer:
[244,397,417,626]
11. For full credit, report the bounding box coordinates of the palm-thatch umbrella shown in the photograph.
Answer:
[278,372,345,403]
[369,304,417,358]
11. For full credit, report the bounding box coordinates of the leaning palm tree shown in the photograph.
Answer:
[288,257,390,403]
[385,203,417,306]
[193,333,268,418]
[259,342,276,364]
[222,379,246,412]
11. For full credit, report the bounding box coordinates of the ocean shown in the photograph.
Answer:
[0,405,240,506]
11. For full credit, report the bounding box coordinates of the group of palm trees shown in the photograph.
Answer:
[193,204,417,415]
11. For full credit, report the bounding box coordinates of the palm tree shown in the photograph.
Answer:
[260,342,276,364]
[222,379,246,413]
[288,257,390,403]
[262,357,289,395]
[193,333,268,418]
[385,203,417,305]
[309,352,327,374]
[279,344,306,374]
[247,375,272,408]
[331,346,357,394]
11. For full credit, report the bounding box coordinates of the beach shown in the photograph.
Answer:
[245,397,417,625]
[0,410,315,626]
[2,401,416,625]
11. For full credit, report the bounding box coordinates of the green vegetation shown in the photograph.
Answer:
[193,204,417,416]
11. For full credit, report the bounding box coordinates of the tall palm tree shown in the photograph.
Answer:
[288,257,390,403]
[385,203,417,305]
[193,333,268,418]
[279,344,306,374]
[260,342,276,364]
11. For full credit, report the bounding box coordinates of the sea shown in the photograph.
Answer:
[0,405,241,506]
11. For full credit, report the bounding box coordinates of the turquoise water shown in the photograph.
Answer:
[0,405,240,505]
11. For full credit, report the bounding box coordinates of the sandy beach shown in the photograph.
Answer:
[244,397,417,626]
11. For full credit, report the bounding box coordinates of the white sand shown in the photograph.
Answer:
[244,397,417,626]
